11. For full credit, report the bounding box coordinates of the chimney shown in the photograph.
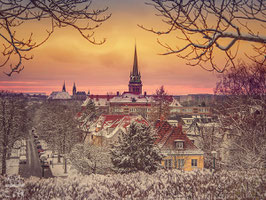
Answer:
[178,120,183,133]
[144,91,147,96]
[117,91,120,96]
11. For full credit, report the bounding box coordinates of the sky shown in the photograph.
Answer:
[0,0,219,95]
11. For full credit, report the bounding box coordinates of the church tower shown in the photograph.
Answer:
[128,45,142,95]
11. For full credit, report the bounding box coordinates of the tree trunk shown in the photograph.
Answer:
[1,146,7,175]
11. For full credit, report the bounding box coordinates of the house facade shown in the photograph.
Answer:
[155,121,204,171]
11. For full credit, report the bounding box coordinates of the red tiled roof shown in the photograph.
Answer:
[155,121,198,151]
[154,120,172,143]
[99,114,149,130]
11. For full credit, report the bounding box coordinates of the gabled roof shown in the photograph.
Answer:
[48,91,71,100]
[155,120,203,154]
[91,114,149,138]
[169,98,183,107]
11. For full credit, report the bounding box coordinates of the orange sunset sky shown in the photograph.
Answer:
[1,0,250,95]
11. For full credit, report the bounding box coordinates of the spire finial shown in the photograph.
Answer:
[62,81,66,92]
[133,43,138,76]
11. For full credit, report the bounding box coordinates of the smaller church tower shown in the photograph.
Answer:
[128,45,142,95]
[62,81,66,92]
[73,82,77,96]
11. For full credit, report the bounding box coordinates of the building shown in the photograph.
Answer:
[48,83,71,100]
[47,91,72,100]
[109,92,153,119]
[72,82,87,100]
[155,120,204,171]
[86,114,149,147]
[128,45,142,95]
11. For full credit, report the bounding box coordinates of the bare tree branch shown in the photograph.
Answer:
[140,0,266,72]
[0,0,111,76]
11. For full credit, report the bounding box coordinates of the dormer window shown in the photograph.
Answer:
[175,140,184,149]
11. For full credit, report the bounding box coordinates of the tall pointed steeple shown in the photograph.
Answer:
[132,44,139,76]
[128,44,142,95]
[72,82,76,95]
[62,81,66,92]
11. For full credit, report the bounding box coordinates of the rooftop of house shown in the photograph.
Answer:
[48,91,72,100]
[91,114,149,138]
[155,120,203,154]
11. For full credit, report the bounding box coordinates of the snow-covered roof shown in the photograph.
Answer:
[91,115,149,138]
[169,98,183,107]
[155,121,203,154]
[48,91,71,100]
[110,95,153,104]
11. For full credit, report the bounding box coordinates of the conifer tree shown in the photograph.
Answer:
[110,123,162,174]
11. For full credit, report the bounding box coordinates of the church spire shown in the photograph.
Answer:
[132,44,139,76]
[128,44,142,95]
[73,82,76,95]
[62,81,66,92]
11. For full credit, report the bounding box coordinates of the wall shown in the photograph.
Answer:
[162,154,204,171]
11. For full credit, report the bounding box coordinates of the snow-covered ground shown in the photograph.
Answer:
[0,149,20,176]
[6,159,19,176]
[48,156,78,177]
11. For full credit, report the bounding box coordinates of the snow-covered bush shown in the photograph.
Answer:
[0,175,25,199]
[1,169,265,199]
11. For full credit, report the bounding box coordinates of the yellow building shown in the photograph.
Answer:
[155,121,204,171]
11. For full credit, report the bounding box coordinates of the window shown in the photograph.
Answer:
[175,141,184,149]
[130,108,136,112]
[191,159,197,167]
[165,159,172,169]
[178,159,185,169]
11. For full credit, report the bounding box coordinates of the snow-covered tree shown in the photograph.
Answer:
[110,123,162,174]
[77,99,101,142]
[0,92,28,175]
[214,64,266,169]
[68,143,112,175]
[37,101,82,163]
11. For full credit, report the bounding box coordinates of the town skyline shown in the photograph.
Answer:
[0,0,220,95]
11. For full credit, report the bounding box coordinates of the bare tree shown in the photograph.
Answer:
[0,0,111,76]
[37,101,82,163]
[150,86,171,122]
[214,64,266,169]
[140,0,266,72]
[0,92,28,175]
[68,143,112,175]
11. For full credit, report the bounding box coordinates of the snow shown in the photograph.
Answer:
[10,148,19,158]
[48,157,78,177]
[6,159,19,176]
[1,169,265,199]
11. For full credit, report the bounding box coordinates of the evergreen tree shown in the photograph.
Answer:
[110,123,162,174]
